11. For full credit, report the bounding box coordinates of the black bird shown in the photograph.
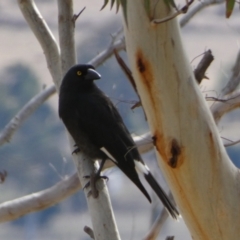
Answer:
[58,64,179,219]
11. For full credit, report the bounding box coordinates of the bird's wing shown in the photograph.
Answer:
[73,89,153,202]
[76,89,140,162]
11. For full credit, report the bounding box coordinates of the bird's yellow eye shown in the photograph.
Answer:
[76,71,82,76]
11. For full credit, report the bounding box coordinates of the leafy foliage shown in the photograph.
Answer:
[101,0,127,25]
[225,0,235,18]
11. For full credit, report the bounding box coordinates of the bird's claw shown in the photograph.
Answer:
[72,144,80,155]
[83,174,109,198]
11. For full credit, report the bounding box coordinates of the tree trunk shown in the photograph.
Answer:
[123,1,240,239]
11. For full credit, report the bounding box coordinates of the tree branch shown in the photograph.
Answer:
[17,0,62,89]
[209,91,240,124]
[0,135,150,223]
[0,173,80,223]
[142,192,175,240]
[222,50,240,96]
[0,86,56,146]
[89,37,125,67]
[180,0,224,27]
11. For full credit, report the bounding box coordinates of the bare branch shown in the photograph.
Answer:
[151,0,194,25]
[224,138,240,147]
[17,0,62,89]
[133,132,153,154]
[142,207,168,240]
[143,193,176,240]
[89,37,125,68]
[0,86,56,146]
[114,49,137,92]
[72,6,86,26]
[0,173,81,223]
[222,50,240,95]
[210,91,240,124]
[0,134,150,223]
[180,0,224,27]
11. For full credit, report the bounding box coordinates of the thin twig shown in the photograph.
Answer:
[180,0,224,27]
[113,49,148,121]
[222,50,240,96]
[142,192,176,240]
[89,37,125,68]
[151,0,194,25]
[209,91,240,124]
[114,49,137,92]
[224,138,240,147]
[72,6,86,26]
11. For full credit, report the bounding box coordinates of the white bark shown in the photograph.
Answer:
[18,0,61,89]
[74,148,120,240]
[210,91,240,124]
[123,1,240,239]
[0,173,80,223]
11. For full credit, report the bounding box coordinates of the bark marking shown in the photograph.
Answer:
[168,139,181,168]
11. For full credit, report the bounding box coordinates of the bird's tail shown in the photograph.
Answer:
[144,171,180,220]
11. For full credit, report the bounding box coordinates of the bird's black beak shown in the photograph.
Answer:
[85,68,101,81]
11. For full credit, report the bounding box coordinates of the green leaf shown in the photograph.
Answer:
[120,0,128,24]
[116,0,121,13]
[100,0,109,10]
[226,0,235,18]
[100,0,127,25]
[110,0,116,10]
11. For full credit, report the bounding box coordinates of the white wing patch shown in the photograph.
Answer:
[100,147,117,163]
[134,160,150,175]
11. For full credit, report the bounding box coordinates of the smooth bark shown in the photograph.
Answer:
[123,1,240,239]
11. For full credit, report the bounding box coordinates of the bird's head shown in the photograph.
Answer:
[60,64,101,91]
